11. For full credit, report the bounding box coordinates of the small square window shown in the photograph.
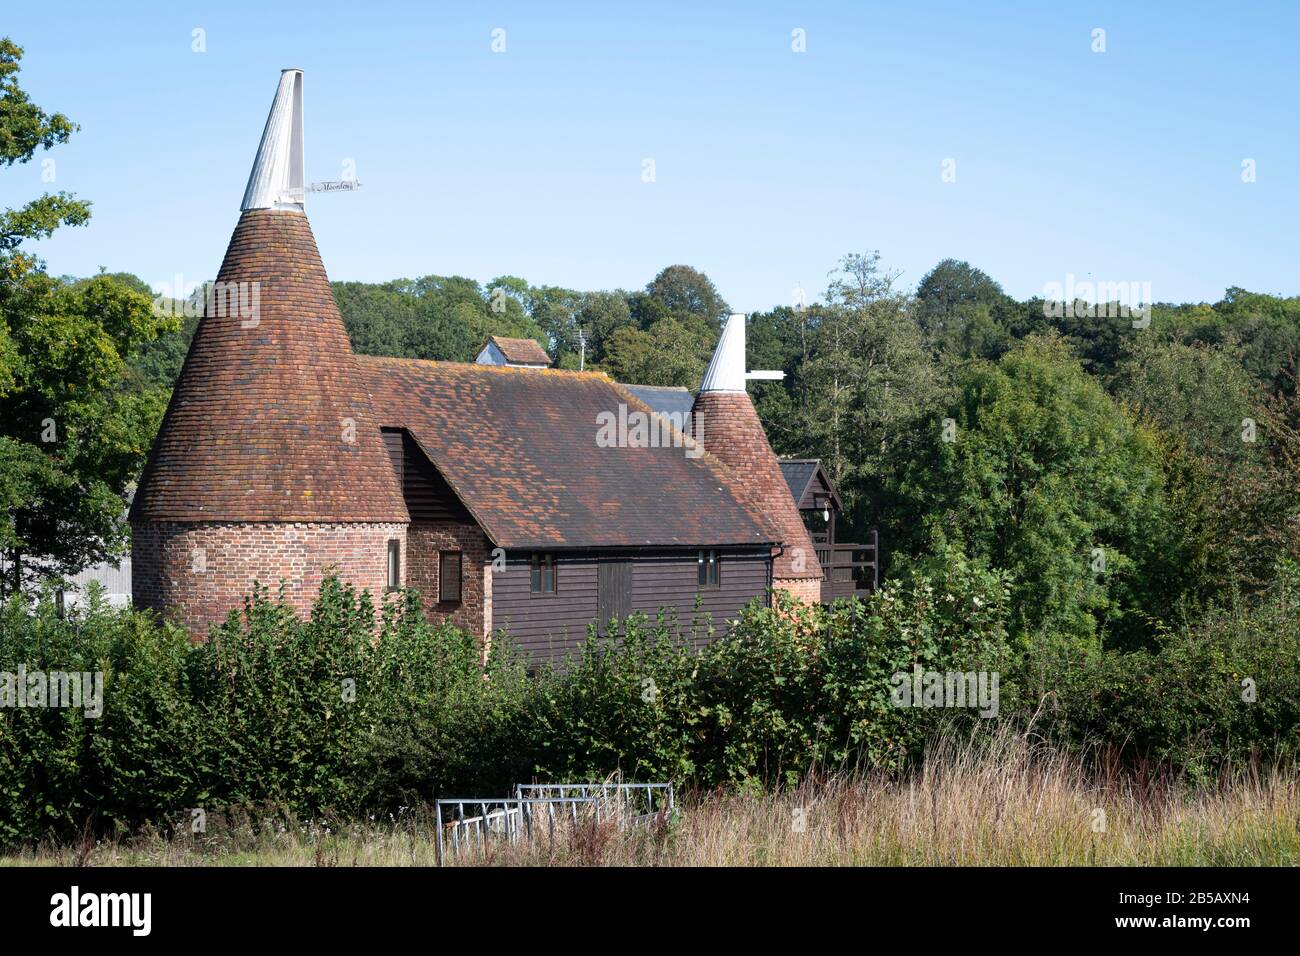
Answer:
[439,551,462,604]
[530,553,556,594]
[386,539,401,592]
[698,549,720,588]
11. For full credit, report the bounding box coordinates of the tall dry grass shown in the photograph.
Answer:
[5,727,1296,866]
[468,726,1298,866]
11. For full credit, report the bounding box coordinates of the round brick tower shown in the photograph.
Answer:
[129,70,408,635]
[691,313,822,604]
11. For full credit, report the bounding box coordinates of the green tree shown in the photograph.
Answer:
[522,283,581,360]
[1112,335,1256,461]
[335,274,546,363]
[893,335,1181,650]
[1209,287,1300,394]
[914,259,1038,360]
[576,290,634,366]
[1113,333,1300,602]
[598,265,731,384]
[333,279,417,358]
[747,304,817,456]
[0,39,176,596]
[790,253,947,536]
[600,316,710,387]
[644,264,728,326]
[412,274,501,360]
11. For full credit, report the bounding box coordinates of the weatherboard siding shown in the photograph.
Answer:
[490,549,771,661]
[629,550,770,645]
[383,429,472,523]
[490,554,599,660]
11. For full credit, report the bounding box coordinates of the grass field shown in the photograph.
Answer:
[4,731,1297,866]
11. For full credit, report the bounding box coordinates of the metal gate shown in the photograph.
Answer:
[435,781,674,866]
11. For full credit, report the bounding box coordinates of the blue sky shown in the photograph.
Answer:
[3,0,1297,310]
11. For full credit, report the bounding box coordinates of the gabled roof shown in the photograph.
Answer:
[481,336,552,366]
[779,459,819,504]
[356,357,774,550]
[621,384,694,420]
[779,459,843,512]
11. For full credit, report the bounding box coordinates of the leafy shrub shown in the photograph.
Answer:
[1027,562,1300,779]
[521,547,1015,788]
[527,611,702,785]
[359,590,534,801]
[693,547,1015,786]
[1,556,1298,849]
[0,579,535,846]
[0,586,198,845]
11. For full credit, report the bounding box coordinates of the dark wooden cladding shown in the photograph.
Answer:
[629,550,769,639]
[383,428,472,523]
[596,558,632,634]
[796,468,834,509]
[780,458,842,511]
[491,548,771,661]
[491,554,598,660]
[381,429,404,485]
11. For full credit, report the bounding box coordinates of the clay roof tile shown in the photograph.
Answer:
[130,210,407,524]
[487,336,552,366]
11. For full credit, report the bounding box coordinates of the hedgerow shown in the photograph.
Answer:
[0,555,1296,848]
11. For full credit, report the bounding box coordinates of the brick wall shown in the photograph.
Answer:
[692,391,824,587]
[405,520,492,638]
[774,575,822,605]
[131,521,407,637]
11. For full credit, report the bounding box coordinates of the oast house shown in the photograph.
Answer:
[129,70,833,658]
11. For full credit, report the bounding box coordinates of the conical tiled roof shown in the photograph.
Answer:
[692,392,822,580]
[693,314,821,582]
[130,209,407,523]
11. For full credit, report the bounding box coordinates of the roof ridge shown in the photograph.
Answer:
[358,354,610,380]
[356,359,776,549]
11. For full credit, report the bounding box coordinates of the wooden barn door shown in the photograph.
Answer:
[597,558,632,635]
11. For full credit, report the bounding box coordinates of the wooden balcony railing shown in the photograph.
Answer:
[812,529,878,603]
